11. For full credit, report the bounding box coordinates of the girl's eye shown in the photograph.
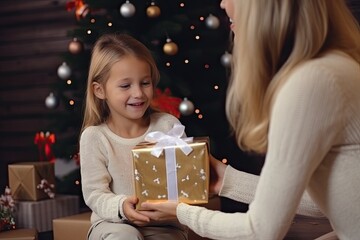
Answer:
[141,81,152,86]
[119,84,130,89]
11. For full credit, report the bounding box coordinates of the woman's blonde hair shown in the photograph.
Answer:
[81,33,160,133]
[226,0,360,153]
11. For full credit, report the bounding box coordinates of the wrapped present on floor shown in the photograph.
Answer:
[16,195,79,232]
[53,212,91,240]
[132,123,210,209]
[8,162,55,201]
[0,228,37,240]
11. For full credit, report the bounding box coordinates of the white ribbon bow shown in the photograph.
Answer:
[145,123,193,158]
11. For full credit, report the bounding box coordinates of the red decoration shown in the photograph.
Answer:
[151,88,182,118]
[34,132,56,162]
[66,0,90,20]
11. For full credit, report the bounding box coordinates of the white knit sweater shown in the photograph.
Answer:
[176,51,360,240]
[80,112,183,227]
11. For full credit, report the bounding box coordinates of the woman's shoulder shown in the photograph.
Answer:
[285,51,359,93]
[276,52,360,112]
[294,51,359,82]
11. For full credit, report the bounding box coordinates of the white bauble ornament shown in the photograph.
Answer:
[57,62,72,80]
[221,51,232,67]
[179,98,195,116]
[120,1,136,18]
[205,14,220,29]
[45,92,58,109]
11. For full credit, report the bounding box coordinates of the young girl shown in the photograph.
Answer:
[79,34,187,240]
[141,0,360,239]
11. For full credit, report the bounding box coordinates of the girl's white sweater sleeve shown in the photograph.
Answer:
[80,127,126,223]
[176,58,347,239]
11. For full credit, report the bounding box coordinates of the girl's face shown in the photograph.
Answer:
[94,55,154,124]
[220,0,235,32]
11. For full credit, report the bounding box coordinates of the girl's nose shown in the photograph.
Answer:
[132,85,144,98]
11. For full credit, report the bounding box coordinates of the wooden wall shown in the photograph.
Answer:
[0,0,76,189]
[0,0,359,190]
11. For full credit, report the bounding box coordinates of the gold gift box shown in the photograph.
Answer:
[8,162,55,201]
[132,137,209,209]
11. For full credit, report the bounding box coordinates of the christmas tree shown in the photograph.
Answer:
[49,0,264,210]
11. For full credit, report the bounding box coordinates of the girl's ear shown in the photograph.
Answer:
[93,82,106,99]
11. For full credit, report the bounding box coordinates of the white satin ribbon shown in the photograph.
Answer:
[145,123,193,201]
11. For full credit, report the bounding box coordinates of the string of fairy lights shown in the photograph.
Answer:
[45,0,232,121]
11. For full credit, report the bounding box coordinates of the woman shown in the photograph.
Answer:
[141,0,360,239]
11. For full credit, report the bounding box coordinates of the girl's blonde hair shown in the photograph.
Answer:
[226,0,360,154]
[81,33,160,133]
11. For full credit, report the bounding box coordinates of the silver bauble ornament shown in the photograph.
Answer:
[179,98,195,116]
[120,1,136,18]
[221,51,232,67]
[57,62,72,80]
[45,92,58,109]
[205,14,220,29]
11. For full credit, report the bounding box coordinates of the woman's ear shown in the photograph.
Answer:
[93,82,105,99]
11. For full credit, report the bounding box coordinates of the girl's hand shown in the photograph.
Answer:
[140,201,179,221]
[123,196,150,226]
[209,154,227,195]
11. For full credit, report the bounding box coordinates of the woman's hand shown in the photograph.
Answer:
[123,196,150,226]
[209,154,227,195]
[140,201,179,221]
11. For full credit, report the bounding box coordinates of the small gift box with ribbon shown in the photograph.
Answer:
[8,162,55,201]
[132,124,210,209]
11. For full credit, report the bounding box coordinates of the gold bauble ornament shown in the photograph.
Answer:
[68,38,84,54]
[146,4,161,18]
[163,39,178,56]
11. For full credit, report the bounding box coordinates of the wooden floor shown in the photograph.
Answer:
[285,215,333,240]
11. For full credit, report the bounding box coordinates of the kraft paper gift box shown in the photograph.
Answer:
[53,212,91,240]
[15,195,79,232]
[132,124,210,209]
[0,228,38,240]
[8,162,55,201]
